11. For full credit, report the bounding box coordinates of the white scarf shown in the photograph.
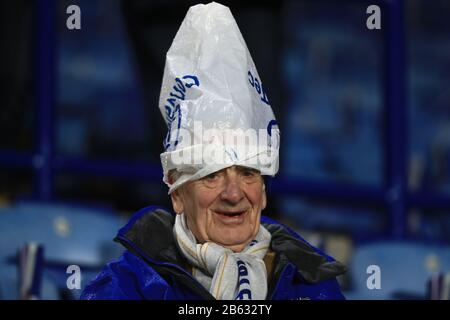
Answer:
[173,213,271,300]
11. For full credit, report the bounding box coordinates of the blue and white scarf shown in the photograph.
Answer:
[173,213,271,300]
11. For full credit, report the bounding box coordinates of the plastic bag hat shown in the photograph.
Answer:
[159,2,280,193]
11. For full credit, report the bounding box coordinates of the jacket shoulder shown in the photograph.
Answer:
[80,251,173,300]
[261,215,347,300]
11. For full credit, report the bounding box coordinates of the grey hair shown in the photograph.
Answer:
[168,169,182,185]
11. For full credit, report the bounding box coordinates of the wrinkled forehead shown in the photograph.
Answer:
[171,164,259,180]
[206,165,261,175]
[169,164,264,191]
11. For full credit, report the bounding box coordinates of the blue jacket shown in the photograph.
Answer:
[81,206,347,300]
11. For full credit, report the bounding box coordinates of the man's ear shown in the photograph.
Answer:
[170,189,184,214]
[168,170,184,214]
[262,183,267,210]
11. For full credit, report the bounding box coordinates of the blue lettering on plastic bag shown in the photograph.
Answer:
[163,75,200,151]
[248,70,270,106]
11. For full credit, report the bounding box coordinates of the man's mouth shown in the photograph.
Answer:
[213,209,248,223]
[216,210,246,217]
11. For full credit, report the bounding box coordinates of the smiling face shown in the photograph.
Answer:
[170,166,266,252]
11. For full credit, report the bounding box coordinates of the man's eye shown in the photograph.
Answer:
[242,169,260,180]
[205,173,218,180]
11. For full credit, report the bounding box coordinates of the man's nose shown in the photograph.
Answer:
[220,175,245,204]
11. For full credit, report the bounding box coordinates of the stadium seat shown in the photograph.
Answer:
[345,240,450,300]
[0,201,124,299]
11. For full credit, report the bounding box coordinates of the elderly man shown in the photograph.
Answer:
[81,2,346,300]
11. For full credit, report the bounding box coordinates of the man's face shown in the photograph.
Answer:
[171,166,266,252]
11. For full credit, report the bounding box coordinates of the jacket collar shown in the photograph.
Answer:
[264,222,347,283]
[115,206,346,284]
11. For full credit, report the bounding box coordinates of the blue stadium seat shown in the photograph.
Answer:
[345,240,450,300]
[0,201,124,299]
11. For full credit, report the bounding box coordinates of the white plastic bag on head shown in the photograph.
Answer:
[159,2,280,193]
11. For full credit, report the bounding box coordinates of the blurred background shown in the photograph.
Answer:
[1,0,450,300]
